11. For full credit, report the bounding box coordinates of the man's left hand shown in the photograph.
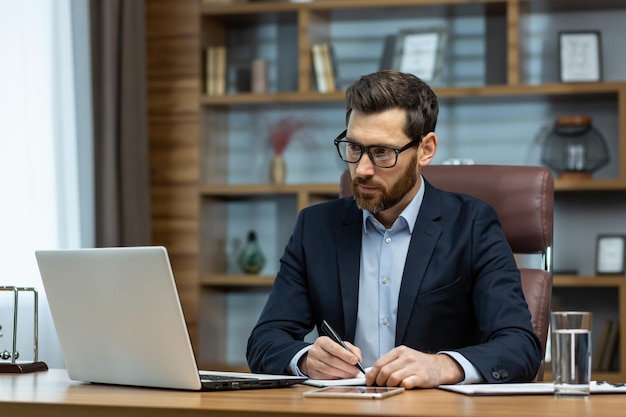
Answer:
[365,345,464,388]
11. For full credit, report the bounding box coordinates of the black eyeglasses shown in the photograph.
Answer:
[333,129,421,168]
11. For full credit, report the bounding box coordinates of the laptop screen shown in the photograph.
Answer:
[36,246,306,391]
[36,246,209,390]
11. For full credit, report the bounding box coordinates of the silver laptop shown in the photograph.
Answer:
[35,246,306,391]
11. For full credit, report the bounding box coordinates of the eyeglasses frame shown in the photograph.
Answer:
[333,129,421,168]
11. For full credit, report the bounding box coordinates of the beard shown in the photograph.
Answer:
[352,154,419,214]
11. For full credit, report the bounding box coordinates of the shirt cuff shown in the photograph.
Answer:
[289,345,313,376]
[440,351,483,384]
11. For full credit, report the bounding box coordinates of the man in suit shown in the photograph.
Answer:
[246,70,542,388]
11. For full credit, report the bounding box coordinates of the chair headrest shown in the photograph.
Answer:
[340,165,554,253]
[422,165,553,253]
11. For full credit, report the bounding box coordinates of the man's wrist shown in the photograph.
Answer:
[439,350,482,384]
[298,353,309,376]
[437,353,465,384]
[289,345,313,376]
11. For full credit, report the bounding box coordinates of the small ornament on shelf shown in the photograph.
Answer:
[237,231,266,274]
[268,117,305,184]
[539,115,609,180]
[223,237,242,274]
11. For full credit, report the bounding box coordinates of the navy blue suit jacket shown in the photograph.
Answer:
[246,179,542,383]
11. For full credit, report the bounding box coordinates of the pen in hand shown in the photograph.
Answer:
[321,320,367,375]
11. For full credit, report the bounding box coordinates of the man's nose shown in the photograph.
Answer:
[355,152,376,177]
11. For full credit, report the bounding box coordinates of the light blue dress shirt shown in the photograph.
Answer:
[290,177,481,384]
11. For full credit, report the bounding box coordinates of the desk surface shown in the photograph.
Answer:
[0,369,624,417]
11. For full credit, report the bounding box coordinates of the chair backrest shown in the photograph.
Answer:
[339,165,554,381]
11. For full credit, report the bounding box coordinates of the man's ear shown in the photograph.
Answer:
[418,132,437,167]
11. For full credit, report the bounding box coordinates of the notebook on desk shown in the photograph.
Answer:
[35,246,306,391]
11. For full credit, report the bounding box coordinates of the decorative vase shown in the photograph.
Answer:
[270,154,286,184]
[237,231,266,274]
[539,115,609,180]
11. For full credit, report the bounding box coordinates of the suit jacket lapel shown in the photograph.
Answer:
[396,181,442,345]
[336,198,362,341]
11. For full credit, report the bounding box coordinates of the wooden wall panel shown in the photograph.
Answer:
[146,0,200,347]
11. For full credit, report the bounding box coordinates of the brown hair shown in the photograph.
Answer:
[345,70,439,143]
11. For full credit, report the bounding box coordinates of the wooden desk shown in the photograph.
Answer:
[0,369,624,417]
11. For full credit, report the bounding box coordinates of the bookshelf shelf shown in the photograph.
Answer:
[200,82,626,106]
[554,275,626,288]
[200,274,275,287]
[201,274,626,290]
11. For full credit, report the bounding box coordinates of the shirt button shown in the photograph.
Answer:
[381,277,389,284]
[385,237,391,244]
[381,317,389,325]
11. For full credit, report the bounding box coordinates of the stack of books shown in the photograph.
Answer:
[204,46,227,96]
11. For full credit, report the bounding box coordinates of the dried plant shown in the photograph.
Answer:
[268,118,306,155]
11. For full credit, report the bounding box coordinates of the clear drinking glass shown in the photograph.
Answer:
[550,311,592,398]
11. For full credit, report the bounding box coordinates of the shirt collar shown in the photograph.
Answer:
[362,175,425,234]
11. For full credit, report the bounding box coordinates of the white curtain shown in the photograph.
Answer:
[0,0,92,368]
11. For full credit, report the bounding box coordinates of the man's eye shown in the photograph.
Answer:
[347,144,362,153]
[372,147,391,158]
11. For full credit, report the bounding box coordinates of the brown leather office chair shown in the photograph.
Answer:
[340,165,554,381]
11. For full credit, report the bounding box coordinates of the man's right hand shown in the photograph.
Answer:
[299,336,363,380]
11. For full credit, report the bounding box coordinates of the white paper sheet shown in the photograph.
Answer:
[438,381,626,396]
[303,369,368,387]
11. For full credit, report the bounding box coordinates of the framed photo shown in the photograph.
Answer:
[392,28,447,84]
[595,235,626,275]
[559,31,602,83]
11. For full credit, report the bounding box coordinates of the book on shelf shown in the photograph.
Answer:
[204,46,227,96]
[311,42,336,93]
[379,34,396,71]
[311,43,328,93]
[593,320,613,371]
[599,320,619,372]
[321,42,337,92]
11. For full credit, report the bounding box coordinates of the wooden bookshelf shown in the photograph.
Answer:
[147,0,626,376]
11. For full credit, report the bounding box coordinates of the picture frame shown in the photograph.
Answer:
[559,31,602,83]
[392,28,447,85]
[595,235,626,275]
